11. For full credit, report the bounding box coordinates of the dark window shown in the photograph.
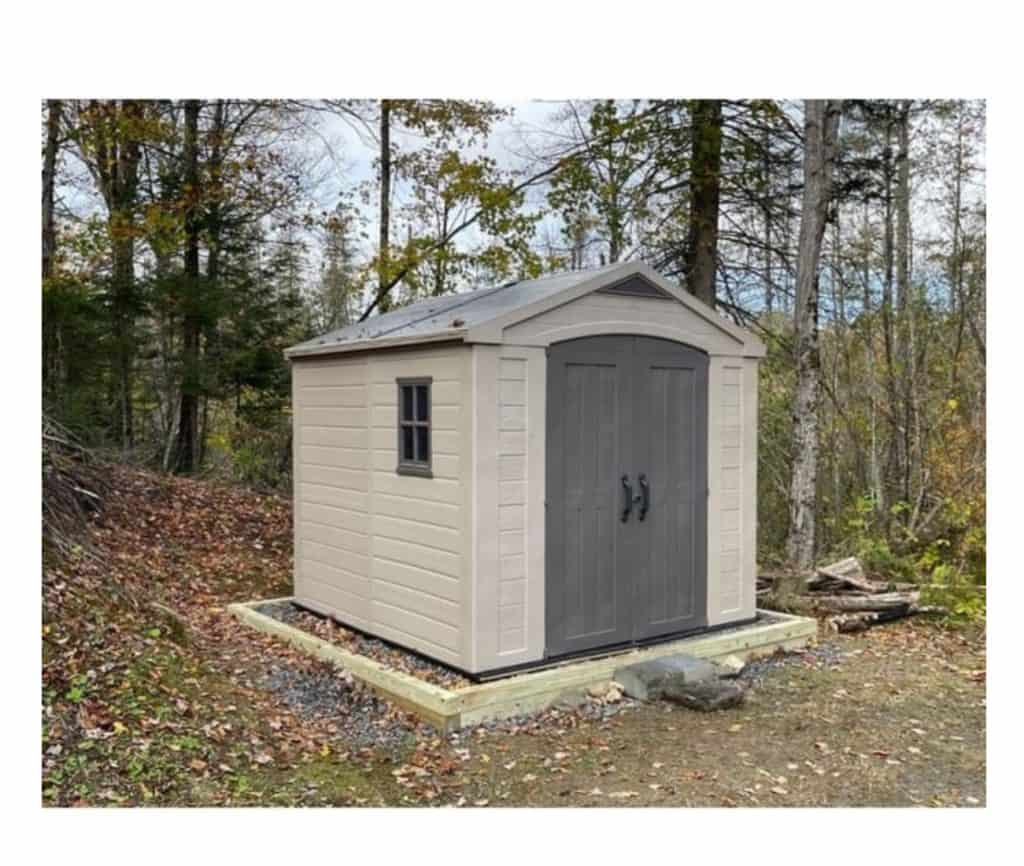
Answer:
[397,378,432,476]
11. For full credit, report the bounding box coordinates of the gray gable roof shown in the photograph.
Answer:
[286,261,765,358]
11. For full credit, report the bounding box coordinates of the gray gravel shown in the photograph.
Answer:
[258,660,426,751]
[739,640,845,686]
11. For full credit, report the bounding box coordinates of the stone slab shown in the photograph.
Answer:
[613,654,717,702]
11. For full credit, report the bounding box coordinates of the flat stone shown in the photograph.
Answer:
[714,654,747,678]
[613,654,717,702]
[662,678,747,712]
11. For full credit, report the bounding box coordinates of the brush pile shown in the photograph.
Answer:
[759,556,944,633]
[42,413,107,558]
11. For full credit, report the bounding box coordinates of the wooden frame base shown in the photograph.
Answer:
[228,599,817,731]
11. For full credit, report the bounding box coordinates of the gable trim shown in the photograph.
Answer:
[464,261,766,357]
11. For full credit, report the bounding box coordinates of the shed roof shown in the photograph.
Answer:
[285,261,765,359]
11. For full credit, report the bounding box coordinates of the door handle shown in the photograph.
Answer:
[621,474,633,522]
[638,473,650,521]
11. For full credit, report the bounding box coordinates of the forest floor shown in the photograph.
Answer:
[42,466,986,807]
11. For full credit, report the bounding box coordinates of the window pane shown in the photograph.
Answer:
[402,425,414,461]
[401,385,413,422]
[415,426,429,464]
[416,385,429,422]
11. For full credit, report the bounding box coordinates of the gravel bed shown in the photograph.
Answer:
[256,601,472,690]
[739,640,845,686]
[258,660,427,750]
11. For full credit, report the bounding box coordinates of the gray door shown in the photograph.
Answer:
[545,336,708,658]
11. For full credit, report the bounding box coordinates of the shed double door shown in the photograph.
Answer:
[545,336,708,659]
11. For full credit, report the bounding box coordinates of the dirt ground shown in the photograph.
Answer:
[42,466,985,807]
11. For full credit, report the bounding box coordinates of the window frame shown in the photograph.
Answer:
[396,376,433,477]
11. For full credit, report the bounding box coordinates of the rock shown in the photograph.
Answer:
[714,654,747,678]
[662,679,747,712]
[587,683,611,699]
[613,654,717,702]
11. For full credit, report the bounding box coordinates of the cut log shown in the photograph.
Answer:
[813,591,920,613]
[830,610,910,633]
[830,602,946,633]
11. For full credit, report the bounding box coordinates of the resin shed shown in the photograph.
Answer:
[285,262,766,676]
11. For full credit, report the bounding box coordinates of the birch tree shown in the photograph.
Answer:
[786,99,842,570]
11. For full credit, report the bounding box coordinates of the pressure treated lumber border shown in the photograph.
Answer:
[228,599,817,730]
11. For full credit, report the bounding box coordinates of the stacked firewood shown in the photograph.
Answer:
[758,556,945,633]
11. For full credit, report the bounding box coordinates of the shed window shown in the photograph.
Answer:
[397,378,431,476]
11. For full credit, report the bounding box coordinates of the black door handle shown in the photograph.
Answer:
[638,473,650,521]
[621,474,633,522]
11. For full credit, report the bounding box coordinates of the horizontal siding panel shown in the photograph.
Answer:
[299,445,369,470]
[373,514,462,554]
[500,553,525,580]
[374,536,462,579]
[499,505,524,531]
[303,539,370,577]
[498,379,526,405]
[372,580,460,627]
[370,602,460,653]
[299,481,369,514]
[498,455,526,481]
[499,530,524,557]
[369,354,463,382]
[301,406,369,428]
[498,579,525,607]
[431,381,462,405]
[300,558,370,603]
[499,404,526,431]
[498,481,525,506]
[300,520,370,556]
[294,361,368,387]
[431,405,461,431]
[298,464,369,493]
[299,552,368,585]
[371,557,460,602]
[300,502,370,536]
[374,492,461,529]
[372,471,462,504]
[299,385,368,407]
[498,430,526,455]
[300,425,369,450]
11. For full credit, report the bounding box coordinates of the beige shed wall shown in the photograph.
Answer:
[470,344,547,673]
[706,356,759,625]
[292,343,474,669]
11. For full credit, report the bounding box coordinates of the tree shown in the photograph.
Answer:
[684,100,723,306]
[67,100,148,450]
[42,100,62,282]
[786,99,842,570]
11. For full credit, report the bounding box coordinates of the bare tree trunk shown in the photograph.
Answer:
[685,100,722,307]
[174,99,202,474]
[377,99,393,313]
[110,101,143,453]
[198,99,225,471]
[895,100,914,509]
[786,99,842,571]
[42,100,61,282]
[42,99,62,400]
